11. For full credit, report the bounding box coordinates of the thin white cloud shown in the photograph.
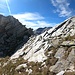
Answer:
[0,0,11,15]
[5,0,11,15]
[51,0,72,17]
[0,4,7,15]
[20,20,55,30]
[0,4,7,8]
[0,13,5,15]
[13,12,56,30]
[0,3,7,11]
[0,0,9,3]
[13,12,44,20]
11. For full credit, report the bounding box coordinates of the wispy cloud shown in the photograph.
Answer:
[0,3,7,10]
[13,12,56,30]
[0,0,9,3]
[51,0,72,17]
[5,0,11,15]
[13,13,44,20]
[0,0,11,15]
[0,4,7,15]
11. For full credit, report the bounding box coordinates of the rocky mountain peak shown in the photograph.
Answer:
[0,14,33,57]
[10,16,75,75]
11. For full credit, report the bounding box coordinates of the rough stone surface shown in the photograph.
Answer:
[54,47,65,59]
[0,14,33,57]
[49,48,75,73]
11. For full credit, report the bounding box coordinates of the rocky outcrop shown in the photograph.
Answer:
[0,14,33,57]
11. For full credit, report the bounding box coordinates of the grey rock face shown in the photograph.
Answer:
[0,14,33,57]
[49,48,75,73]
[54,47,65,59]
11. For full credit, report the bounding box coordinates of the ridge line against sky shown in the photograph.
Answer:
[13,12,56,29]
[0,0,75,29]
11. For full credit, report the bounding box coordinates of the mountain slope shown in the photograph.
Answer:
[10,17,75,74]
[0,16,75,75]
[11,16,75,60]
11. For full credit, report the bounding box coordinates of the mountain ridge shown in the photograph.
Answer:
[10,16,75,74]
[0,14,33,57]
[34,27,52,35]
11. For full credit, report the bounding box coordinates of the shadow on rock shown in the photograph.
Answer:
[0,14,33,57]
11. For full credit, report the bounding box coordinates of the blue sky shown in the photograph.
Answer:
[0,0,75,29]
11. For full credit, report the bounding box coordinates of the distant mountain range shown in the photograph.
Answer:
[34,27,52,35]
